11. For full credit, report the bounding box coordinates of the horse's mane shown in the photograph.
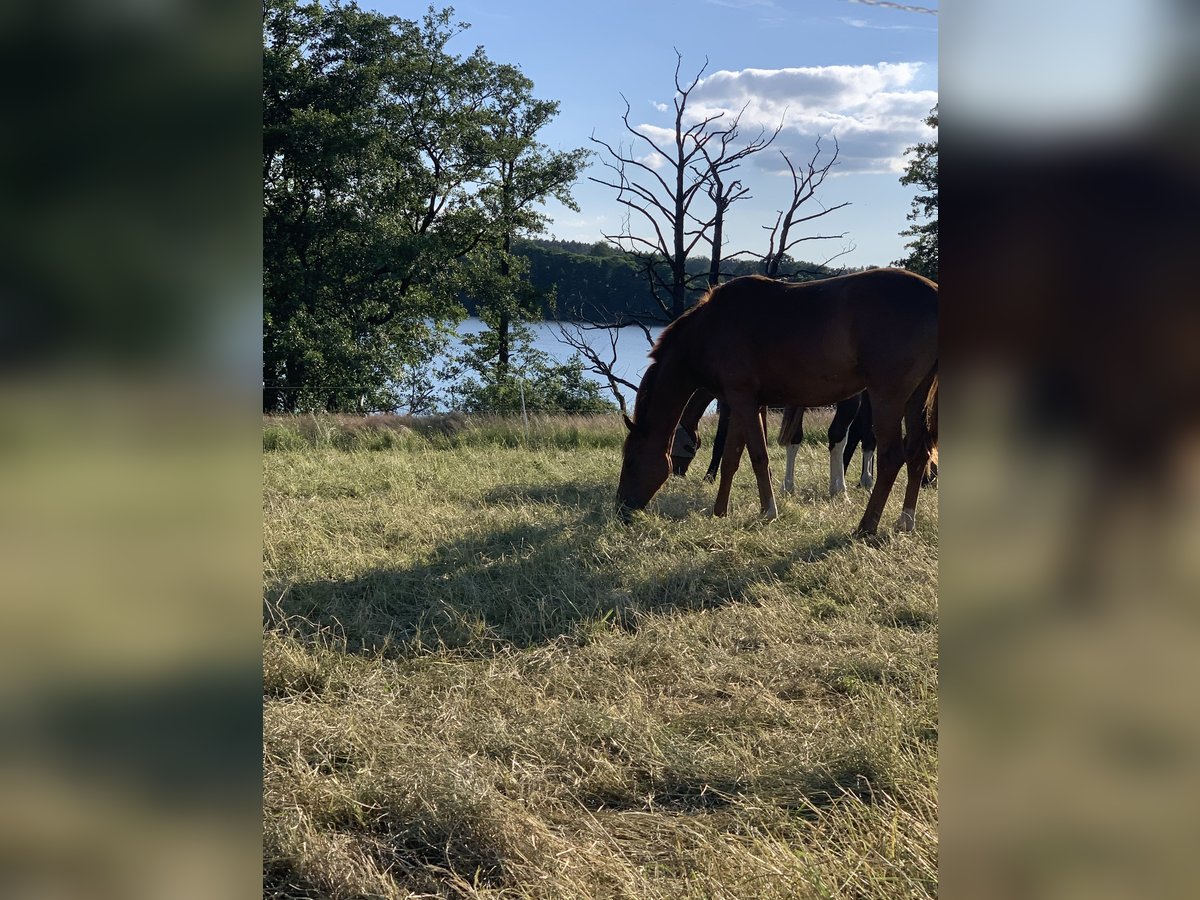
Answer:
[649,275,779,362]
[630,359,660,432]
[634,276,776,429]
[631,288,713,430]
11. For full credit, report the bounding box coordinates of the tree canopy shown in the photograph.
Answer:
[263,1,587,412]
[895,106,938,281]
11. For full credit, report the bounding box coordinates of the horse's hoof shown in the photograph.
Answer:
[761,504,779,521]
[859,477,875,490]
[781,481,795,495]
[895,508,916,532]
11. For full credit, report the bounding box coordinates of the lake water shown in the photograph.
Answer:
[430,318,663,409]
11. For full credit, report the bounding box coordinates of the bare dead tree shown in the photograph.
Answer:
[587,51,727,322]
[753,137,855,280]
[553,320,641,415]
[558,51,783,405]
[696,110,782,286]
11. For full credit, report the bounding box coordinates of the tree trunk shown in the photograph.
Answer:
[283,356,303,413]
[673,148,686,319]
[262,357,280,413]
[497,309,510,377]
[708,200,726,287]
[497,229,512,377]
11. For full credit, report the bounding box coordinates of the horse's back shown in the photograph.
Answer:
[704,269,935,319]
[686,270,936,404]
[702,269,935,351]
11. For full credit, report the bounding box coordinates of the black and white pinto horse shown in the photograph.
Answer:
[671,392,882,499]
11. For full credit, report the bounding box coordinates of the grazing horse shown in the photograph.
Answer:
[616,269,937,535]
[779,397,942,491]
[779,393,877,496]
[671,392,876,496]
[670,395,770,479]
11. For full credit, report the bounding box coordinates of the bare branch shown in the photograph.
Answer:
[590,52,838,324]
[553,320,648,415]
[769,242,858,281]
[756,136,851,278]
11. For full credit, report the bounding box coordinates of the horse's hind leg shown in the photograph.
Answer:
[828,396,860,498]
[712,408,746,517]
[855,398,905,536]
[896,381,936,532]
[780,406,804,495]
[704,401,729,483]
[743,403,778,519]
[856,393,876,490]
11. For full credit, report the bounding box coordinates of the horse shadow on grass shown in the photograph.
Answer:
[482,479,616,519]
[268,482,857,662]
[483,475,755,521]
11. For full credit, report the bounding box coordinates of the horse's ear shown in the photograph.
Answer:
[623,413,634,432]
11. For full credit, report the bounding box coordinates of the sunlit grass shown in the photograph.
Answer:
[263,414,937,899]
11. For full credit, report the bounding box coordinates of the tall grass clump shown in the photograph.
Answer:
[264,410,937,899]
[263,409,835,454]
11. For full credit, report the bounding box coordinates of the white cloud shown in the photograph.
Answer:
[631,62,937,175]
[628,123,688,153]
[692,62,921,110]
[838,15,933,31]
[846,0,938,14]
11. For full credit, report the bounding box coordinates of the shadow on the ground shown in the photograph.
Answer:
[482,479,615,519]
[269,478,866,660]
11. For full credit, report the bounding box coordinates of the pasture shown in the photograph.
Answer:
[263,412,938,899]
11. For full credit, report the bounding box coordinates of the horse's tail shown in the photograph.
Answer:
[910,361,938,459]
[925,364,938,451]
[778,405,803,446]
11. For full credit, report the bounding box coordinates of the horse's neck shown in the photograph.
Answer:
[678,390,712,434]
[640,356,695,444]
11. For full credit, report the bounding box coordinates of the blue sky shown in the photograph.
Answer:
[377,0,938,268]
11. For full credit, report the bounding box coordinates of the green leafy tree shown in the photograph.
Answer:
[895,106,938,280]
[443,323,614,414]
[470,64,589,379]
[263,2,499,412]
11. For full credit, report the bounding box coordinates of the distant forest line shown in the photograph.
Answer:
[460,238,854,322]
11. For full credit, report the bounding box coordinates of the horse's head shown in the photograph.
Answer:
[670,423,700,477]
[616,414,671,522]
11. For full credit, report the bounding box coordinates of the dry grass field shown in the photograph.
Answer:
[263,412,937,899]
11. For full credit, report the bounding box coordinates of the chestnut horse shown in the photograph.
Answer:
[617,269,937,535]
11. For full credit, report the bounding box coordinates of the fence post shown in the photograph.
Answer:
[519,378,529,440]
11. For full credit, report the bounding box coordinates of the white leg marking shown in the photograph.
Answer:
[896,507,917,532]
[782,444,798,494]
[829,436,848,497]
[860,448,876,490]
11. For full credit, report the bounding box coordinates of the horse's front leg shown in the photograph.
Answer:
[780,406,803,495]
[739,402,778,520]
[712,410,747,517]
[782,443,800,495]
[704,401,729,483]
[828,396,861,498]
[855,399,904,536]
[855,394,877,490]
